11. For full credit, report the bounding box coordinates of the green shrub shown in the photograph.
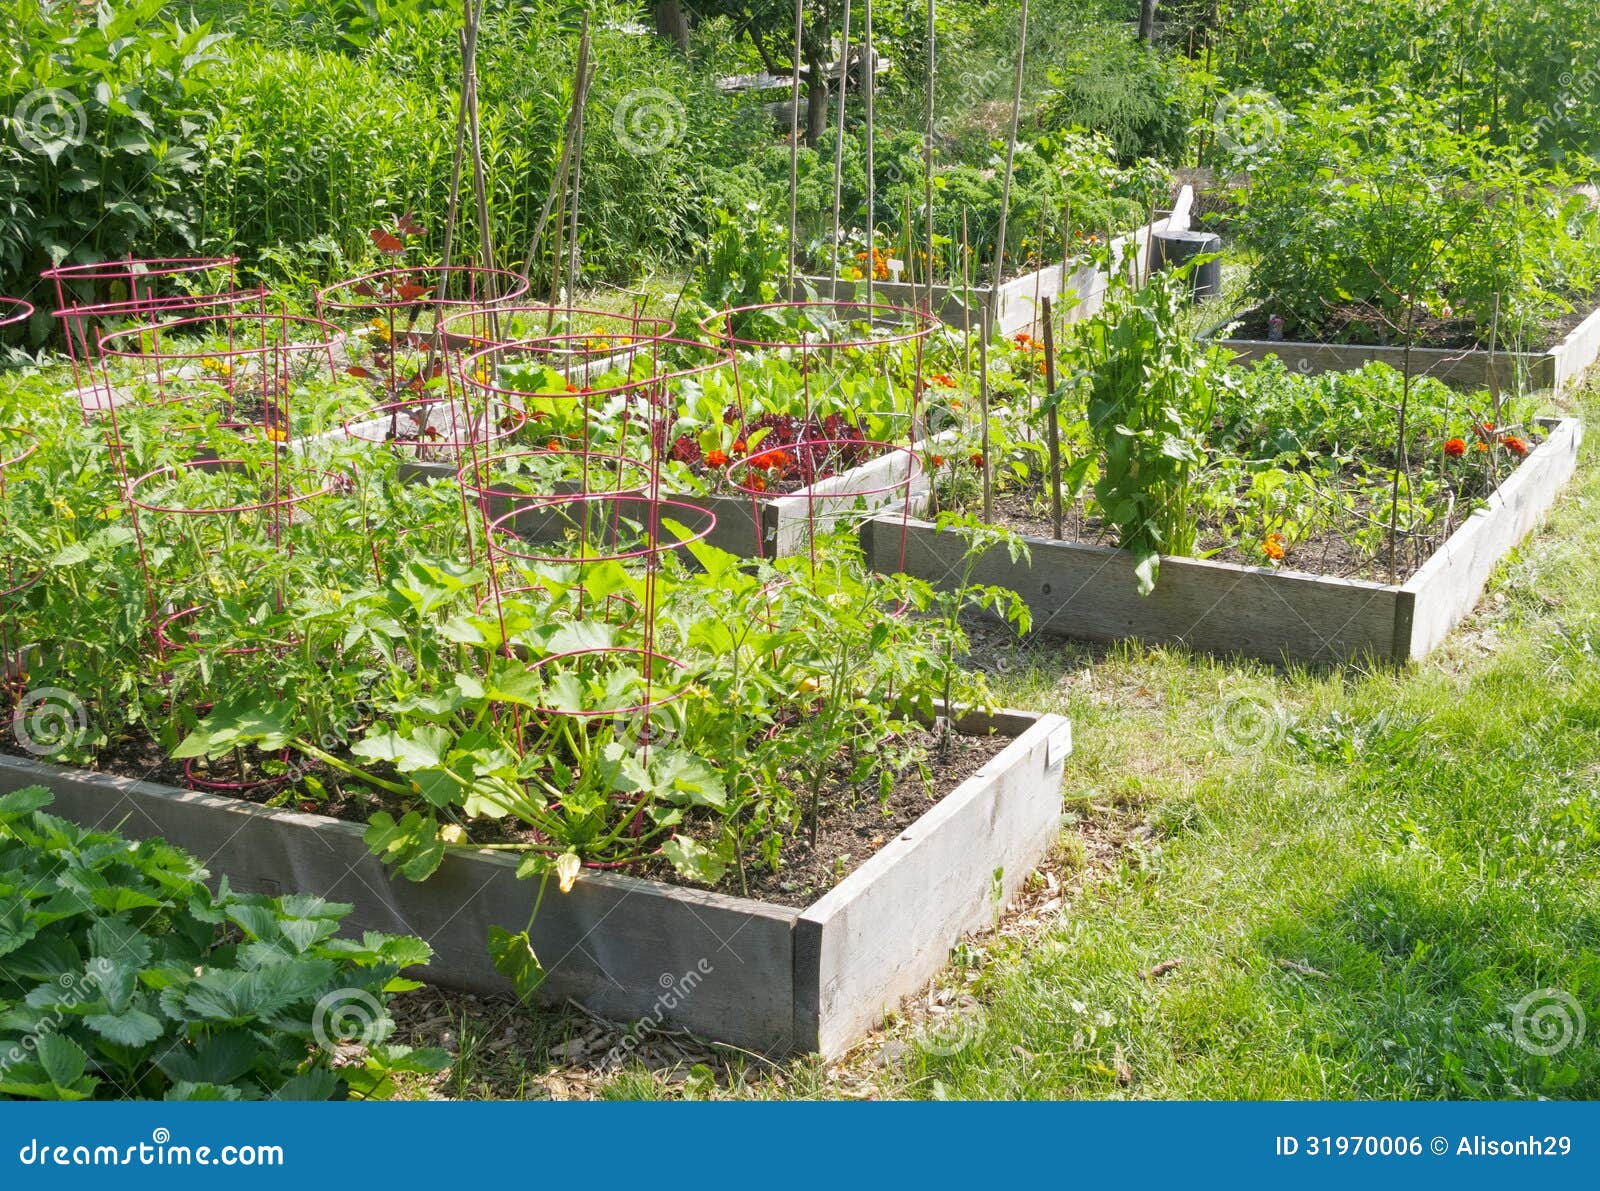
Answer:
[0,786,446,1101]
[1231,91,1600,347]
[0,0,228,337]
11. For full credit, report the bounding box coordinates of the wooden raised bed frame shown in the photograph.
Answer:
[316,415,927,561]
[1203,304,1600,394]
[861,418,1582,665]
[792,187,1195,338]
[0,707,1071,1059]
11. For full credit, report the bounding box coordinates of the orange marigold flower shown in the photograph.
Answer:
[930,454,947,467]
[1476,441,1490,452]
[1443,437,1467,458]
[749,475,767,492]
[705,449,729,468]
[546,439,561,451]
[1263,532,1286,561]
[1013,332,1032,347]
[931,373,956,387]
[1502,435,1528,456]
[731,438,746,455]
[969,452,984,467]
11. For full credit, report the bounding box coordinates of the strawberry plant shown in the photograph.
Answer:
[0,787,446,1101]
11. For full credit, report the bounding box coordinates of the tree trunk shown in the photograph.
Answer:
[1138,0,1157,43]
[654,1,690,51]
[804,39,830,145]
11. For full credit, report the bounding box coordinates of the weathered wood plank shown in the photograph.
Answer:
[794,712,1070,1057]
[1205,303,1600,394]
[862,512,1404,664]
[1401,417,1583,658]
[792,187,1193,336]
[0,754,801,1054]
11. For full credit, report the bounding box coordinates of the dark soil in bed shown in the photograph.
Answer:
[0,720,1013,910]
[982,461,1504,584]
[1225,300,1594,352]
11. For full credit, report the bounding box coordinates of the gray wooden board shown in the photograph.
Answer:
[1402,417,1583,657]
[794,713,1071,1057]
[861,513,1404,664]
[309,437,918,561]
[0,754,800,1053]
[793,187,1193,336]
[0,704,1069,1057]
[1204,304,1600,394]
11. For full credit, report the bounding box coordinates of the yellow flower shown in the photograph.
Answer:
[556,851,581,894]
[263,426,287,443]
[200,356,231,378]
[368,317,391,344]
[48,496,75,521]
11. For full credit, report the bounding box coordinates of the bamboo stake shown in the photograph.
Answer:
[828,0,852,288]
[864,0,876,309]
[1042,294,1062,540]
[433,3,474,308]
[923,0,937,310]
[520,21,591,287]
[463,0,496,282]
[990,0,1029,292]
[979,302,992,523]
[787,0,802,292]
[565,17,591,305]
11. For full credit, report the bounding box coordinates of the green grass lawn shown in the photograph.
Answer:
[422,377,1600,1101]
[818,380,1600,1100]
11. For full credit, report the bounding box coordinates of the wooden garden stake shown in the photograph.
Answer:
[828,0,852,288]
[1042,295,1063,540]
[924,0,937,312]
[980,303,993,523]
[520,20,591,290]
[787,0,802,291]
[990,0,1029,293]
[864,0,875,309]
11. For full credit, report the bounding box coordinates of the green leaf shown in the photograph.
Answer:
[661,836,727,884]
[85,1007,164,1047]
[35,1033,88,1089]
[0,787,53,817]
[487,927,544,1000]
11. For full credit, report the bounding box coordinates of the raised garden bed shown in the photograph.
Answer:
[862,418,1582,665]
[792,186,1195,338]
[309,410,927,559]
[0,706,1070,1058]
[1202,303,1600,394]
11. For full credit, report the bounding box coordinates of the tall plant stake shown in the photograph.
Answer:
[1042,295,1063,539]
[828,0,852,288]
[786,0,803,291]
[990,0,1029,291]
